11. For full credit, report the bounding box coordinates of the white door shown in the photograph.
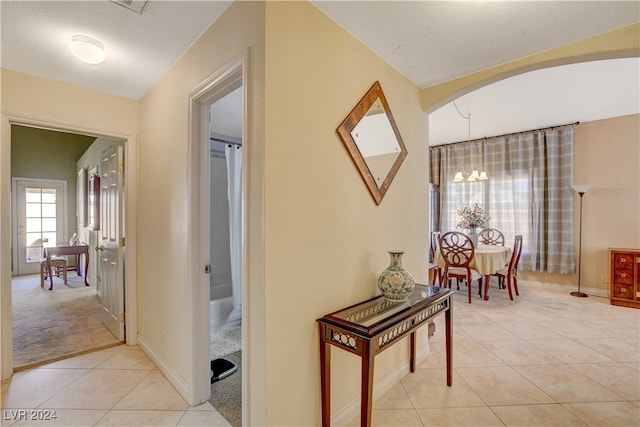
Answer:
[13,179,67,275]
[97,144,125,341]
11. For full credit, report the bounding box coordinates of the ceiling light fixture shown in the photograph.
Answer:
[452,101,488,183]
[69,35,106,64]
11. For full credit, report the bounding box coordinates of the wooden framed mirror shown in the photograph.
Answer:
[336,81,407,205]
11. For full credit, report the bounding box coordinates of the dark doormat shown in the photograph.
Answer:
[210,358,238,383]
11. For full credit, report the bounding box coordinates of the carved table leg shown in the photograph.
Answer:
[445,305,452,386]
[83,250,90,286]
[361,343,374,427]
[483,275,490,300]
[410,331,416,373]
[46,255,54,291]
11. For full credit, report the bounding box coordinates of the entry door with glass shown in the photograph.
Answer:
[13,179,67,275]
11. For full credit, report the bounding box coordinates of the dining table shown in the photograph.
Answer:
[436,244,511,300]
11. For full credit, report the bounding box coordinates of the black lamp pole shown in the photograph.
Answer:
[571,186,589,298]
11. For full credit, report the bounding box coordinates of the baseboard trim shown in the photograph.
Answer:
[136,334,191,403]
[330,343,431,427]
[520,280,609,298]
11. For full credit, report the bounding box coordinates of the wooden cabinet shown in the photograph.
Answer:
[609,248,640,308]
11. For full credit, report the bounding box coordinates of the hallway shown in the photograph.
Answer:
[1,345,231,426]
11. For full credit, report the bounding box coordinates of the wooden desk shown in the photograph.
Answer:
[43,245,90,290]
[317,285,453,427]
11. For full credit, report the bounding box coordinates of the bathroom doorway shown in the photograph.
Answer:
[209,86,243,332]
[187,57,246,425]
[207,84,243,426]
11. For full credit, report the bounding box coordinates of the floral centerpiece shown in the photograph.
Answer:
[456,201,490,245]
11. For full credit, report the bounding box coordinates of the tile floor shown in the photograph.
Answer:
[1,346,231,426]
[2,283,638,426]
[348,282,640,426]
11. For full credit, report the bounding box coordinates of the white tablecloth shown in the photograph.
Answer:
[436,245,511,276]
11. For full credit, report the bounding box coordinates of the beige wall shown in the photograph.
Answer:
[521,114,640,292]
[1,69,139,131]
[575,114,640,290]
[264,2,428,424]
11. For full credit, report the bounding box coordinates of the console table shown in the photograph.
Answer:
[43,244,90,290]
[317,284,453,427]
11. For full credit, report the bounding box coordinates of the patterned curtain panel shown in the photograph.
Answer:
[429,126,575,273]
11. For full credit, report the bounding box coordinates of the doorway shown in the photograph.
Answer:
[208,84,243,426]
[12,178,67,276]
[189,54,247,425]
[8,125,127,370]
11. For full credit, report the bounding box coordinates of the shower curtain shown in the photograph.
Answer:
[225,143,242,324]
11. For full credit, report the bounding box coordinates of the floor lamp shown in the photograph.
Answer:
[571,185,591,297]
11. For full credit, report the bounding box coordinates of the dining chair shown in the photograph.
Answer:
[50,233,80,274]
[495,235,523,300]
[428,231,442,285]
[40,258,67,288]
[439,231,482,303]
[479,227,505,246]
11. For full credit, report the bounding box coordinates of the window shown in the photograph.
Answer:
[429,126,575,273]
[24,187,58,262]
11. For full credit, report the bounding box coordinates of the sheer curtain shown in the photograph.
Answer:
[225,143,243,323]
[430,126,575,273]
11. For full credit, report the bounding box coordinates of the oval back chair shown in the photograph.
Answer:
[479,228,505,246]
[439,231,482,303]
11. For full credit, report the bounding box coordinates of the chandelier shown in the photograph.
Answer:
[452,101,488,183]
[453,165,488,182]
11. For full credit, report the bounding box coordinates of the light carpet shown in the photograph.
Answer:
[12,274,120,368]
[210,325,241,360]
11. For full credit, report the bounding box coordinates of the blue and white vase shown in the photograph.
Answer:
[377,251,415,302]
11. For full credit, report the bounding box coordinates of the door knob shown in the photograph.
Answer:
[95,245,105,251]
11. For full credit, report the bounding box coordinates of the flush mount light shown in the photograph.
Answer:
[69,35,106,64]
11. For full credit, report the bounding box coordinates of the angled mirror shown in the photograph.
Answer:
[337,81,407,205]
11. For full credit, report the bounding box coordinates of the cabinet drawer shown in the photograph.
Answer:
[613,269,634,285]
[613,253,635,269]
[613,283,635,299]
[610,249,640,308]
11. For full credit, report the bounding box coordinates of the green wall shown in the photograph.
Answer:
[11,125,96,240]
